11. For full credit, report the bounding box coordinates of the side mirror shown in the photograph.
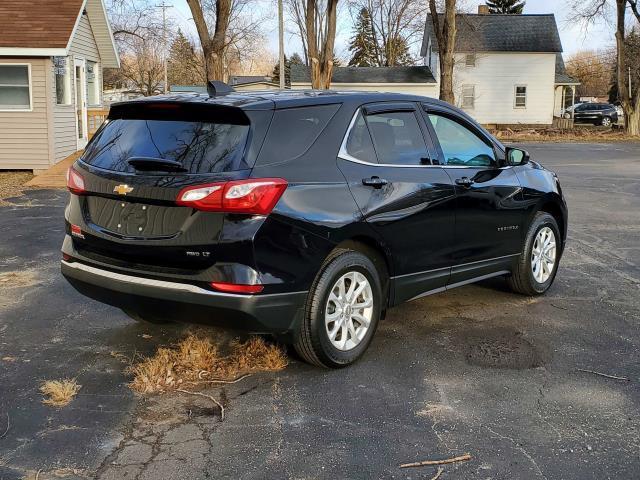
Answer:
[505,147,529,166]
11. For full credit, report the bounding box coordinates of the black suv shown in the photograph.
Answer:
[62,87,567,368]
[572,102,618,126]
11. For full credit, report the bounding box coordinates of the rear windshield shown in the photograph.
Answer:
[82,119,251,174]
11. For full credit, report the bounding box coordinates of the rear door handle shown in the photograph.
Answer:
[455,176,474,187]
[362,176,388,188]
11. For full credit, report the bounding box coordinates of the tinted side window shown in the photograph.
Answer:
[345,111,377,163]
[366,111,429,166]
[428,114,496,167]
[259,104,340,163]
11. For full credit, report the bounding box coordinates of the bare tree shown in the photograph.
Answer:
[571,0,640,135]
[305,0,339,88]
[187,0,231,81]
[346,0,425,66]
[186,0,266,81]
[120,37,165,96]
[428,0,456,104]
[566,50,615,98]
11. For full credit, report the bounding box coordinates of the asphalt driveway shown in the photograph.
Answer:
[1,142,639,479]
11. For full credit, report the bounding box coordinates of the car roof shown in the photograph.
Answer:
[113,89,454,111]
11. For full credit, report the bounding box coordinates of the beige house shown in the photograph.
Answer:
[0,0,119,172]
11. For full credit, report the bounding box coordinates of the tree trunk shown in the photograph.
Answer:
[187,0,229,82]
[429,0,456,104]
[306,0,338,89]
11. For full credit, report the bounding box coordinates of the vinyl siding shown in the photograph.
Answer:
[452,52,557,125]
[52,12,103,163]
[0,58,51,170]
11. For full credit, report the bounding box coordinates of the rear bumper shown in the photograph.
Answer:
[61,260,306,334]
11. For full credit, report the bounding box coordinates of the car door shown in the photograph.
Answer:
[337,102,456,304]
[574,103,596,123]
[422,105,525,285]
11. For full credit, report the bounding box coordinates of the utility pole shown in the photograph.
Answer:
[156,2,172,94]
[278,0,285,89]
[629,66,633,98]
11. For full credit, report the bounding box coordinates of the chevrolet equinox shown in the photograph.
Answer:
[61,85,568,368]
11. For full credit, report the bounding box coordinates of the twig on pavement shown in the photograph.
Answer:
[577,369,630,381]
[400,453,472,469]
[176,389,225,421]
[0,412,9,439]
[430,467,444,480]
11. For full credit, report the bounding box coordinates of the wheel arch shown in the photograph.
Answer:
[333,235,393,312]
[535,197,567,251]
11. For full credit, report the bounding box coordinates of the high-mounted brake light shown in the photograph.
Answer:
[210,282,264,294]
[177,178,287,215]
[66,167,86,195]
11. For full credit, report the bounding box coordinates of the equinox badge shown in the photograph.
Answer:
[114,184,133,195]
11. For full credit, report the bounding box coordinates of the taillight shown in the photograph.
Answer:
[177,178,287,215]
[66,167,86,195]
[210,282,264,294]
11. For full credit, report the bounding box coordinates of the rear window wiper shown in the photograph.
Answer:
[126,156,187,172]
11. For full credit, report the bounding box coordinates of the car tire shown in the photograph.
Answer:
[507,212,561,296]
[294,249,383,368]
[122,309,173,324]
[563,112,571,119]
[601,116,612,127]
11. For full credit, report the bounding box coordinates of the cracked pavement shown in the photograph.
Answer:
[0,142,639,479]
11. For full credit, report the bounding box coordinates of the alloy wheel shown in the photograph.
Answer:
[324,271,374,351]
[602,117,612,127]
[531,227,556,284]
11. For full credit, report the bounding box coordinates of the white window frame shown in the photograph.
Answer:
[461,85,475,109]
[54,56,72,106]
[465,53,476,67]
[514,85,527,109]
[86,60,101,107]
[0,63,33,112]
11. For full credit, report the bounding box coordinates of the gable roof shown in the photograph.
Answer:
[291,65,436,84]
[421,14,563,56]
[0,0,119,67]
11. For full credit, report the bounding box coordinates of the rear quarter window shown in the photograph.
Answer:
[257,104,341,165]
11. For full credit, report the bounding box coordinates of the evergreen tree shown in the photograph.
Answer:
[167,29,204,86]
[609,28,640,103]
[348,8,377,67]
[272,55,291,86]
[385,35,413,66]
[289,52,304,66]
[486,0,525,14]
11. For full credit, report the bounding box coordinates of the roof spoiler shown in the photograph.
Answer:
[207,81,235,97]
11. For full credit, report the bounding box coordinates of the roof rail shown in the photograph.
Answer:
[207,81,235,97]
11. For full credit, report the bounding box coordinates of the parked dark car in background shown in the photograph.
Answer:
[569,102,618,126]
[61,86,568,368]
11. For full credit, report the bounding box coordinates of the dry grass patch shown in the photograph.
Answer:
[40,379,81,407]
[0,171,33,206]
[493,127,639,143]
[128,334,287,394]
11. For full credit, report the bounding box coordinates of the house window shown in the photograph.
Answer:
[515,85,527,108]
[86,61,99,106]
[465,53,476,67]
[54,57,71,105]
[461,85,475,109]
[0,64,31,111]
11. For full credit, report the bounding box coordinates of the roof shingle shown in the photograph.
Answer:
[0,0,84,48]
[421,14,563,55]
[291,65,436,84]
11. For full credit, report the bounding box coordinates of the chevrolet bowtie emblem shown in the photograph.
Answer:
[114,184,133,195]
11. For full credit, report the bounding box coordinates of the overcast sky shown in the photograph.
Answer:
[168,0,615,62]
